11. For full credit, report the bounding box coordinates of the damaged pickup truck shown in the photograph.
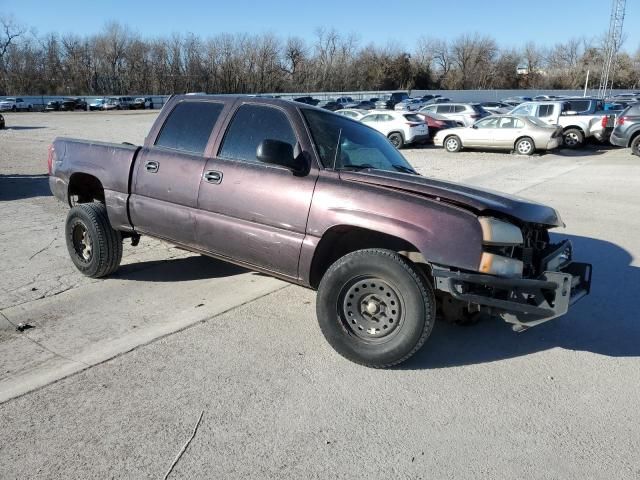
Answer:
[48,95,592,367]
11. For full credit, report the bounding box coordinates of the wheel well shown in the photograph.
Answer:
[444,133,460,143]
[309,226,426,289]
[628,130,640,147]
[68,173,105,205]
[514,136,535,148]
[562,126,585,135]
[387,131,404,139]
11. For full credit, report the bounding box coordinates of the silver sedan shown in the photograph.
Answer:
[433,115,563,155]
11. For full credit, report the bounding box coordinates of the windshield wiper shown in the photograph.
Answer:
[391,164,418,174]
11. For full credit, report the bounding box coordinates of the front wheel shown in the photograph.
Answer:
[563,128,584,148]
[631,135,640,156]
[65,203,123,278]
[316,249,435,368]
[388,132,404,149]
[515,137,535,155]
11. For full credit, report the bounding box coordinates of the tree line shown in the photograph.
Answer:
[0,17,639,96]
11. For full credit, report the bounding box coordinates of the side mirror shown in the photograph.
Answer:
[472,124,478,129]
[256,139,304,173]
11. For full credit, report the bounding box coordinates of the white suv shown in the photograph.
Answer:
[360,110,429,148]
[420,103,489,127]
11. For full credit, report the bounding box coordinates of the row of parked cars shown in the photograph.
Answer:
[45,96,155,111]
[332,93,640,156]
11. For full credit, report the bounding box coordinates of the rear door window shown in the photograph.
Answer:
[453,105,466,113]
[436,105,452,113]
[538,105,555,118]
[219,104,297,163]
[155,101,224,154]
[566,100,590,113]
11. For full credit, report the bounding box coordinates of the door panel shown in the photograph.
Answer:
[196,158,317,277]
[130,147,207,245]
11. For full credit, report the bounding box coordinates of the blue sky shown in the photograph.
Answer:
[2,0,639,52]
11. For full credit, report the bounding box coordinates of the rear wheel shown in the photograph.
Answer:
[316,249,435,368]
[388,132,404,149]
[631,135,640,156]
[444,135,462,152]
[65,203,123,278]
[515,137,535,155]
[563,128,584,148]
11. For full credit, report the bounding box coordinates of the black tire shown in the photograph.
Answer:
[631,135,640,156]
[316,249,436,368]
[65,203,123,278]
[444,135,462,152]
[11,106,16,112]
[388,132,404,149]
[563,128,584,148]
[514,137,535,155]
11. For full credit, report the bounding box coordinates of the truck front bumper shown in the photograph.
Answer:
[433,244,592,331]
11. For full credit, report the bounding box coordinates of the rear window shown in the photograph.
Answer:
[472,105,489,114]
[566,100,590,113]
[453,105,466,113]
[155,101,224,154]
[403,114,422,122]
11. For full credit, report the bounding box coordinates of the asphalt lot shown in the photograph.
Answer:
[1,110,639,479]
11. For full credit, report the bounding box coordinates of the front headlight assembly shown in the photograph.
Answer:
[478,217,524,278]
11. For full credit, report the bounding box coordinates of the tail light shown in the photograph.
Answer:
[47,144,55,175]
[405,122,424,127]
[617,116,626,126]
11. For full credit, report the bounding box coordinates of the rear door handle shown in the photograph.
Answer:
[145,160,159,173]
[203,170,223,184]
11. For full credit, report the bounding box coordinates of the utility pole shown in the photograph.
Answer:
[597,0,626,99]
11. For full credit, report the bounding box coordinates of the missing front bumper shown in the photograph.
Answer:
[433,262,592,331]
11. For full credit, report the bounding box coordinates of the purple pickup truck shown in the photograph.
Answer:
[48,95,592,367]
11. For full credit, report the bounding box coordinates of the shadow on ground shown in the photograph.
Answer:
[0,174,52,201]
[4,126,47,130]
[405,234,640,369]
[114,255,247,282]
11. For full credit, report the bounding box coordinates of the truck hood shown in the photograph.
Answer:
[340,170,563,227]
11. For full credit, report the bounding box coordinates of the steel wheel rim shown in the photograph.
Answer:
[71,222,92,262]
[339,276,404,342]
[446,138,458,151]
[565,133,579,146]
[517,140,532,154]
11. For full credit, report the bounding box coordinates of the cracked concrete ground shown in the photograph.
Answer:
[0,111,639,479]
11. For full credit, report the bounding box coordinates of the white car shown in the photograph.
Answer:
[394,98,425,111]
[360,110,429,148]
[0,97,33,112]
[335,109,369,120]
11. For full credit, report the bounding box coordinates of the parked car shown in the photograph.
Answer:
[48,94,592,367]
[434,115,563,155]
[480,101,513,115]
[60,98,87,111]
[131,97,153,109]
[501,96,532,105]
[103,98,121,110]
[509,100,615,148]
[45,100,64,111]
[394,98,425,111]
[533,95,561,101]
[415,111,458,138]
[0,113,4,129]
[610,103,640,156]
[89,98,106,111]
[420,103,490,127]
[335,109,369,120]
[430,97,451,104]
[318,100,342,111]
[375,92,409,110]
[352,100,377,110]
[116,96,135,109]
[360,110,429,148]
[0,97,33,112]
[293,96,320,106]
[420,94,441,103]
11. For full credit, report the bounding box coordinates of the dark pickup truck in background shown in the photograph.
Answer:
[48,95,592,367]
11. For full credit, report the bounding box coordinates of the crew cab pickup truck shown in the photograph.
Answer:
[510,99,615,148]
[49,95,592,367]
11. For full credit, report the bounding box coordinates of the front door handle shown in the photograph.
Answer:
[203,170,223,184]
[145,160,159,173]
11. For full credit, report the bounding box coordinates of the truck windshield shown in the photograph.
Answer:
[302,109,417,174]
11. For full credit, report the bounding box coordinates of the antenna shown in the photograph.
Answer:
[597,0,626,99]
